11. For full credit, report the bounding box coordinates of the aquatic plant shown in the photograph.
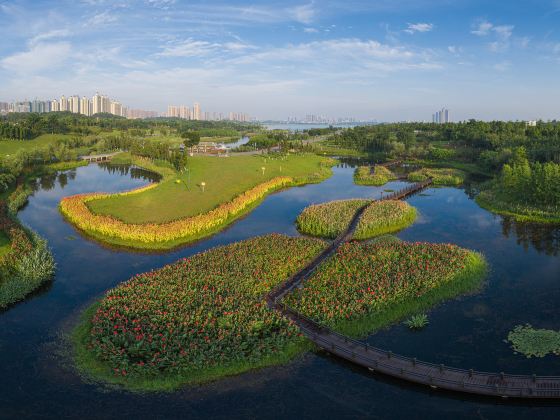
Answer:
[507,324,560,358]
[408,168,465,186]
[284,241,486,337]
[0,201,55,308]
[75,234,326,389]
[404,314,429,330]
[354,165,396,186]
[296,199,416,240]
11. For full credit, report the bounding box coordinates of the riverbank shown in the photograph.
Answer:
[476,188,560,223]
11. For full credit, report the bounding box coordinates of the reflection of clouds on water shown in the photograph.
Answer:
[468,213,498,230]
[413,211,430,225]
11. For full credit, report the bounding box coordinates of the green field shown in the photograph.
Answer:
[0,134,73,156]
[0,231,10,258]
[88,153,333,224]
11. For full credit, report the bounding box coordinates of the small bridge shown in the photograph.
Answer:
[267,178,560,399]
[80,152,121,163]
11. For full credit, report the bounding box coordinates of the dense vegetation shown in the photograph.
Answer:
[477,147,560,222]
[296,199,416,240]
[326,121,560,166]
[407,167,465,186]
[74,234,326,390]
[507,324,560,358]
[354,165,396,186]
[318,121,559,221]
[0,201,55,308]
[0,112,259,141]
[284,241,486,337]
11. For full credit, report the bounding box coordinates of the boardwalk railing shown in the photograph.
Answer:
[267,178,560,399]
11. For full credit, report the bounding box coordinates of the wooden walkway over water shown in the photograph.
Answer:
[80,152,121,162]
[267,178,560,399]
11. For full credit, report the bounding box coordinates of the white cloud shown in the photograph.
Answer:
[86,11,118,27]
[471,20,515,52]
[145,0,175,9]
[304,27,319,33]
[1,42,72,73]
[471,20,493,36]
[157,39,219,57]
[229,38,441,75]
[404,22,433,34]
[493,25,514,40]
[290,3,315,24]
[29,29,71,46]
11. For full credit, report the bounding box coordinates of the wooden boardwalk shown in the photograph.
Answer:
[267,178,560,400]
[80,151,121,162]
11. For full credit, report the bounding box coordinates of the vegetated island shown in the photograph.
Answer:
[354,165,397,186]
[476,147,560,223]
[407,167,465,186]
[296,199,417,240]
[73,233,486,391]
[60,153,335,250]
[0,198,55,309]
[284,240,487,338]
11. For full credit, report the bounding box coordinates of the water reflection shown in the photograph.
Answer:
[501,217,560,256]
[98,163,161,183]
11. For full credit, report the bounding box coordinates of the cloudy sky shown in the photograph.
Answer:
[1,0,560,121]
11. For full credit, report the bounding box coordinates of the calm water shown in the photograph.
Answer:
[1,162,560,419]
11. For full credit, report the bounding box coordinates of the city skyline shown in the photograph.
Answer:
[0,93,252,121]
[1,1,560,121]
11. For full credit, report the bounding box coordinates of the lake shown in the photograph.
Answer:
[1,161,559,419]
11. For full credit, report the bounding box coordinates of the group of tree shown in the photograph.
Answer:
[0,112,260,141]
[499,147,560,207]
[326,120,560,170]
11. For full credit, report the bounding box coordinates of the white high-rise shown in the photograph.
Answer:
[69,95,80,113]
[193,102,201,120]
[59,95,68,112]
[92,93,102,115]
[110,101,122,117]
[80,97,91,116]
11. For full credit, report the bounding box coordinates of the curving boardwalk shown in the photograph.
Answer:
[267,178,560,400]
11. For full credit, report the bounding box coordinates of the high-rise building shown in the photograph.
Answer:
[110,101,122,117]
[101,95,110,113]
[51,99,60,112]
[432,108,450,124]
[59,95,68,112]
[69,95,80,113]
[92,93,102,115]
[167,105,180,118]
[80,97,91,116]
[179,105,190,119]
[193,102,201,120]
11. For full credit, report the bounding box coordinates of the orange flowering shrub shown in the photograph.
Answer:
[60,177,294,247]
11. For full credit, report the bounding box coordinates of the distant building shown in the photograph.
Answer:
[526,120,537,127]
[432,108,450,124]
[193,102,201,120]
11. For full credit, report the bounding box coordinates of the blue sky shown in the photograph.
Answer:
[1,0,560,121]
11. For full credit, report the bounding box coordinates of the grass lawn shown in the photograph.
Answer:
[89,153,333,224]
[0,134,72,156]
[0,231,10,258]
